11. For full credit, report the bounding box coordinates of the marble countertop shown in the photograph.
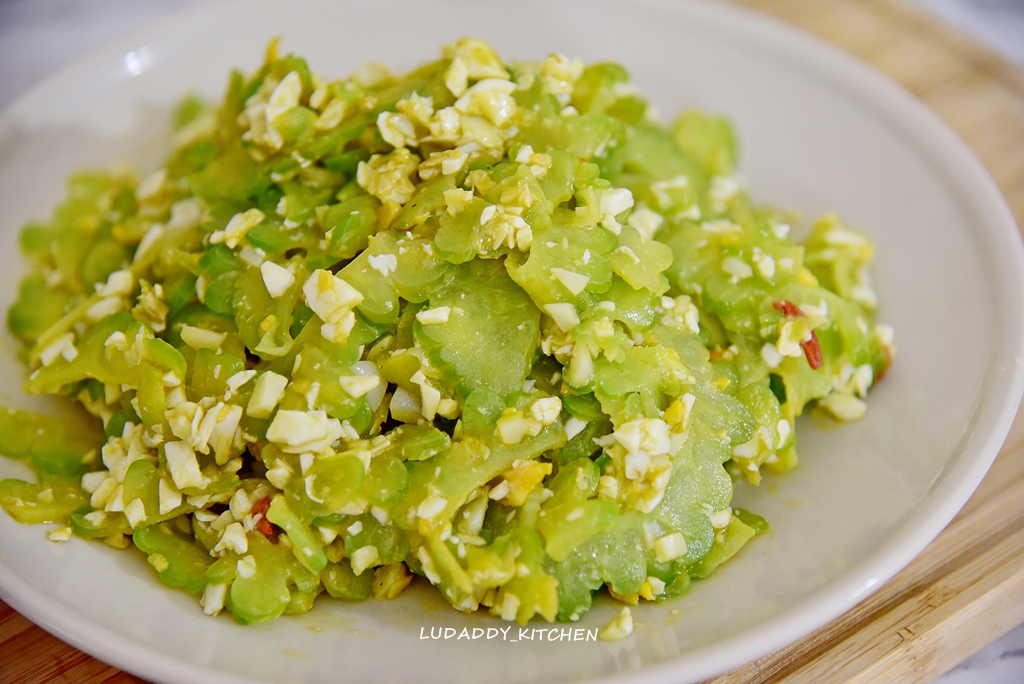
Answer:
[1,1,1022,682]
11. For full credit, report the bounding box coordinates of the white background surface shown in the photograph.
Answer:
[1,1,1023,683]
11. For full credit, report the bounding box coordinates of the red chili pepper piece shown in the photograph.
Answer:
[251,496,274,537]
[800,331,823,370]
[256,517,274,538]
[251,496,271,516]
[876,346,893,382]
[772,300,803,317]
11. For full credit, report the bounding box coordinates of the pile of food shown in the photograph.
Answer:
[0,38,893,632]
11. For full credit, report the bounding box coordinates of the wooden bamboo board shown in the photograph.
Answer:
[2,0,1024,682]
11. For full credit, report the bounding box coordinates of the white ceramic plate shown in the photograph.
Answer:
[1,1,1022,683]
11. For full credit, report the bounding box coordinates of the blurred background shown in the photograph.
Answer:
[0,1,1022,683]
[0,0,1022,110]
